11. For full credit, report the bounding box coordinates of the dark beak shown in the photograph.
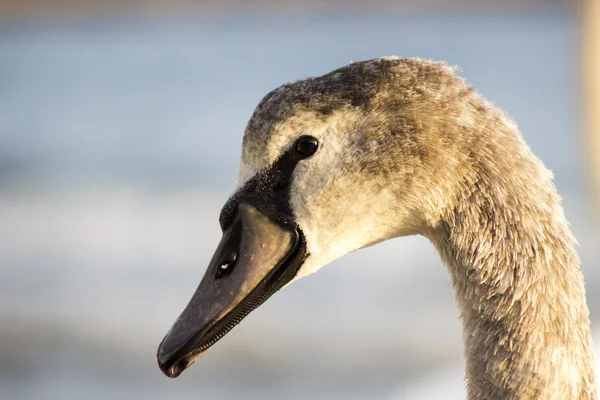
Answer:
[157,203,306,378]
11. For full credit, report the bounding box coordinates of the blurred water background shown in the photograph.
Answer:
[0,1,598,399]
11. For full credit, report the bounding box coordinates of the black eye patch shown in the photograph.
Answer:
[219,136,320,231]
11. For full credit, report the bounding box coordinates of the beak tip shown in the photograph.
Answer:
[157,354,185,378]
[157,340,184,378]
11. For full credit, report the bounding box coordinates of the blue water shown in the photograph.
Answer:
[0,8,580,190]
[1,6,597,400]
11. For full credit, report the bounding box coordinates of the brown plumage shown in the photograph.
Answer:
[157,57,597,397]
[238,57,597,399]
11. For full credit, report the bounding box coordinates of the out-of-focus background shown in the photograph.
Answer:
[1,0,598,399]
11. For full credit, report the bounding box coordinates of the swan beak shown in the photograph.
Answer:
[157,203,306,378]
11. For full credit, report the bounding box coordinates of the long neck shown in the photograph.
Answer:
[428,156,597,399]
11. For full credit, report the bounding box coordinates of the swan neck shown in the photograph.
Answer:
[429,176,597,399]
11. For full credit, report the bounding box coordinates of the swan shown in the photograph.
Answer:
[157,57,598,399]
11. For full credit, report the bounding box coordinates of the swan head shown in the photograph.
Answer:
[157,57,488,377]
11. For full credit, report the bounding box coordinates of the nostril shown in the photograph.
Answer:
[218,261,233,275]
[215,250,237,279]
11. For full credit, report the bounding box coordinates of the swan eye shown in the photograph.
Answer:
[215,251,237,279]
[295,136,318,158]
